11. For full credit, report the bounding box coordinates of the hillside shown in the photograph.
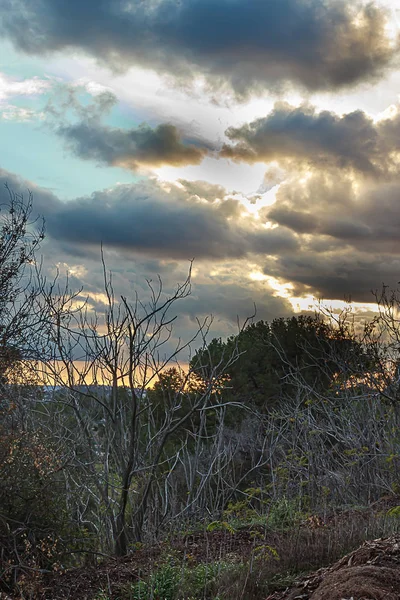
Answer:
[7,496,398,600]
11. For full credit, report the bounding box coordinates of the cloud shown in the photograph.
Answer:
[178,280,293,322]
[58,121,210,169]
[0,167,61,216]
[0,105,45,122]
[45,83,117,122]
[45,84,211,170]
[267,173,400,249]
[177,180,228,202]
[4,162,400,309]
[0,167,297,337]
[264,249,400,303]
[0,0,397,95]
[0,72,52,102]
[0,72,53,122]
[0,166,298,262]
[53,96,400,178]
[45,179,299,260]
[259,172,400,301]
[222,102,400,177]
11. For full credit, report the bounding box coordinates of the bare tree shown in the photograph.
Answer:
[39,257,244,555]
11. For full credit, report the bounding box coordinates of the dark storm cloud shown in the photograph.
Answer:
[45,180,299,260]
[222,103,400,176]
[0,0,397,94]
[58,121,210,169]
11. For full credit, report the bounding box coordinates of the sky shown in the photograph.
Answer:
[2,0,400,350]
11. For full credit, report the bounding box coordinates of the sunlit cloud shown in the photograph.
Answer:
[155,157,268,198]
[0,71,53,101]
[1,0,400,343]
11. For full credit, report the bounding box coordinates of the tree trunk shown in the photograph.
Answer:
[114,511,128,556]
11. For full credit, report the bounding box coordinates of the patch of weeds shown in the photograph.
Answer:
[267,497,305,530]
[387,505,400,518]
[222,488,268,528]
[130,563,180,600]
[267,571,303,593]
[222,491,308,532]
[206,521,236,534]
[183,561,233,597]
[186,561,248,600]
[93,589,111,600]
[252,544,280,562]
[126,560,235,600]
[212,561,269,600]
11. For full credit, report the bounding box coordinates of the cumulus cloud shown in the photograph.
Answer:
[222,102,400,177]
[267,173,400,249]
[259,172,400,302]
[0,72,52,102]
[177,180,228,202]
[0,0,397,95]
[0,168,61,215]
[0,167,296,336]
[4,160,400,310]
[45,179,298,260]
[46,84,211,170]
[0,166,297,262]
[0,72,53,122]
[58,121,210,169]
[264,249,400,303]
[54,97,400,178]
[178,280,293,322]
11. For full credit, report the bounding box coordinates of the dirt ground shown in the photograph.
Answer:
[267,536,400,600]
[4,496,400,599]
[40,531,400,600]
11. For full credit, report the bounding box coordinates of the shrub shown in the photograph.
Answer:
[0,424,84,595]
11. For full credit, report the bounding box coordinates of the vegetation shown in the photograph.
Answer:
[0,187,400,598]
